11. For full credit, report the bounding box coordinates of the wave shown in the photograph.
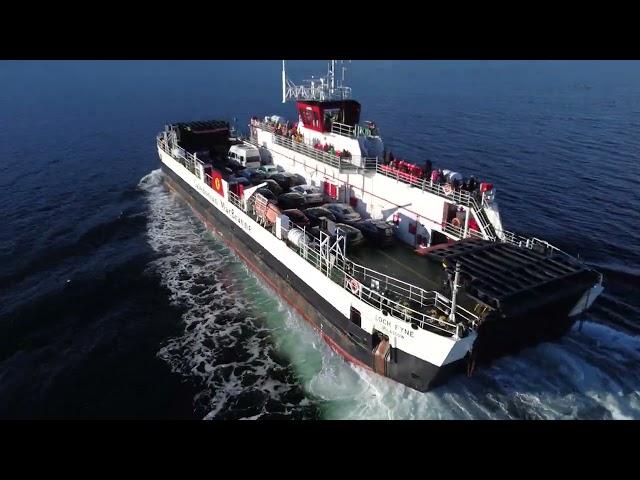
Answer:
[140,169,640,420]
[142,169,316,419]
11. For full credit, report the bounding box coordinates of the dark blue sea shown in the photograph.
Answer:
[1,60,639,419]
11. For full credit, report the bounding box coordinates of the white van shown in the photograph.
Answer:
[228,145,261,169]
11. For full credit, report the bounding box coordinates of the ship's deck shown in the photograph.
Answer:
[348,237,596,313]
[348,242,442,292]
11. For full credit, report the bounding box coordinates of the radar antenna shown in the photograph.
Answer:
[282,60,352,103]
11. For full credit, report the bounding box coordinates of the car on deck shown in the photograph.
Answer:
[354,219,396,245]
[322,203,362,225]
[278,192,306,210]
[282,209,311,229]
[303,206,337,228]
[262,179,283,196]
[284,172,307,187]
[238,168,267,185]
[291,184,324,205]
[309,219,364,248]
[257,164,285,177]
[255,187,277,202]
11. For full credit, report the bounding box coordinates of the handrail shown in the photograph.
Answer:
[273,134,344,169]
[376,163,477,207]
[442,220,484,240]
[253,120,379,171]
[160,135,567,260]
[228,190,243,209]
[159,133,480,337]
[330,122,355,138]
[348,261,478,327]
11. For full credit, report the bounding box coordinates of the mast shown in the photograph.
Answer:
[281,60,352,103]
[330,60,336,90]
[282,60,286,104]
[449,262,461,323]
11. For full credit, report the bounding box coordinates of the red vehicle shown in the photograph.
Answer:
[282,209,311,229]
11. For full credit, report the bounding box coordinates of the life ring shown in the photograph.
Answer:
[349,278,361,295]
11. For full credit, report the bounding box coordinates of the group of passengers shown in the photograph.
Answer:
[382,151,485,199]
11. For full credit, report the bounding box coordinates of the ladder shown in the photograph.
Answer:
[470,199,497,241]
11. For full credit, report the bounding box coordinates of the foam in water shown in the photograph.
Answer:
[139,169,316,419]
[139,169,640,420]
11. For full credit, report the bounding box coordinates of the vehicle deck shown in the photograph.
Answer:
[348,241,442,292]
[348,237,594,312]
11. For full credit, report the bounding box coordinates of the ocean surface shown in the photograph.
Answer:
[1,60,639,419]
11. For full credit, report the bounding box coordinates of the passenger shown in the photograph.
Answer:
[425,159,433,176]
[468,175,477,192]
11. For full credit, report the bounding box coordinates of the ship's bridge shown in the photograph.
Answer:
[291,99,384,161]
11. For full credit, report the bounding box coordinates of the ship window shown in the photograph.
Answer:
[350,307,361,327]
[300,110,314,126]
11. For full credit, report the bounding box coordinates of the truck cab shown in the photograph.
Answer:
[228,144,261,169]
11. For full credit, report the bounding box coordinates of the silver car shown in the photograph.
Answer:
[257,164,285,177]
[291,184,324,205]
[322,203,362,224]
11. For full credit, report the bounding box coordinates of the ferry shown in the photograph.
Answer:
[156,60,603,392]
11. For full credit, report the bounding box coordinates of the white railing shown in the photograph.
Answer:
[284,80,352,102]
[442,220,484,240]
[158,136,204,179]
[329,122,376,139]
[376,163,479,206]
[292,235,475,336]
[330,122,355,137]
[243,189,479,336]
[347,262,478,327]
[228,190,243,209]
[250,123,378,171]
[160,134,480,337]
[161,134,569,262]
[273,134,344,169]
[495,229,570,257]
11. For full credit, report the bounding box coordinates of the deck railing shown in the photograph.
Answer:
[253,121,378,171]
[330,121,355,137]
[242,191,479,336]
[289,231,473,336]
[157,135,570,257]
[159,133,480,337]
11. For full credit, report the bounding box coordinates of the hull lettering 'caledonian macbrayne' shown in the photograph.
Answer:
[155,60,604,392]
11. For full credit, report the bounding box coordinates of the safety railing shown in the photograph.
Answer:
[158,137,204,180]
[376,163,479,207]
[273,133,344,169]
[347,261,478,328]
[442,221,484,240]
[495,228,570,257]
[245,129,575,262]
[159,132,479,337]
[329,122,376,138]
[291,234,469,335]
[227,190,243,209]
[252,120,379,171]
[163,134,563,260]
[330,122,355,137]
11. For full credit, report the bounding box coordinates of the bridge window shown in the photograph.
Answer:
[300,110,314,126]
